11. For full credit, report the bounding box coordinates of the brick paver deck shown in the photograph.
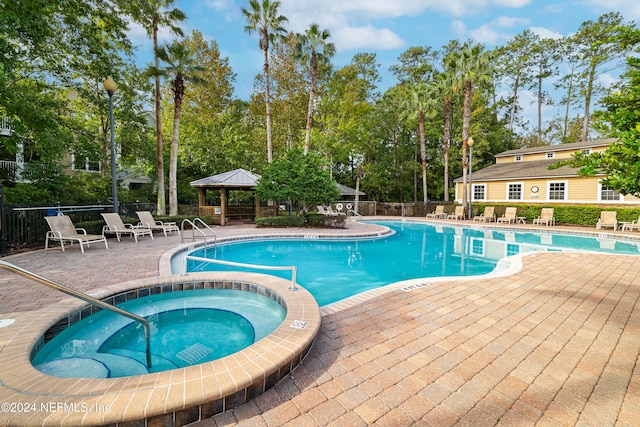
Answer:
[1,218,639,426]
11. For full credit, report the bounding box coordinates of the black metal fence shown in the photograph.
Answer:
[0,201,155,255]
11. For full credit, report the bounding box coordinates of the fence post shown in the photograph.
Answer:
[0,184,6,256]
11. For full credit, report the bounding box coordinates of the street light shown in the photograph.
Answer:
[468,137,475,219]
[103,76,118,214]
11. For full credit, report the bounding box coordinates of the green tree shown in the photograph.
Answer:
[563,57,640,197]
[255,148,340,213]
[242,0,288,163]
[571,12,640,142]
[295,23,335,155]
[129,0,186,215]
[151,41,205,215]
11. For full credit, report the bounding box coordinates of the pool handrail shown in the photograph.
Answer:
[182,255,298,291]
[181,218,217,247]
[0,260,153,369]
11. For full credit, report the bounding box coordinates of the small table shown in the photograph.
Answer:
[517,217,527,224]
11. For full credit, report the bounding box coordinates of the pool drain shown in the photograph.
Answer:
[176,343,214,364]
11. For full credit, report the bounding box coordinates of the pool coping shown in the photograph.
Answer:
[0,272,320,426]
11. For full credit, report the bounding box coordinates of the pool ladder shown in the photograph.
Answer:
[0,260,153,369]
[181,218,217,248]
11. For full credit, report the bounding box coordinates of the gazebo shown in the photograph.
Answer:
[190,168,273,225]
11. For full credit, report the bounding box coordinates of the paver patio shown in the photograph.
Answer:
[1,218,639,426]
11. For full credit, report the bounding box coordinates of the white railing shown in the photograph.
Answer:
[0,117,11,136]
[182,255,299,291]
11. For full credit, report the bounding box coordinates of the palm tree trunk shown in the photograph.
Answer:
[154,23,166,215]
[264,46,273,162]
[169,76,184,216]
[418,110,427,204]
[443,98,451,201]
[462,80,472,214]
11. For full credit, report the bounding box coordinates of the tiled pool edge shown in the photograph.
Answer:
[0,272,320,427]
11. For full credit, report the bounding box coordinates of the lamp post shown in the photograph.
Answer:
[103,76,118,214]
[0,184,6,256]
[468,137,474,219]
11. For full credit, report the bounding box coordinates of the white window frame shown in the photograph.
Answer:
[71,154,101,173]
[514,155,522,162]
[546,152,555,159]
[598,180,623,202]
[547,180,568,201]
[581,148,592,155]
[506,182,524,201]
[472,183,486,201]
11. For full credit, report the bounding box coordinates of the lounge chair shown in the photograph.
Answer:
[473,206,495,222]
[426,205,446,219]
[447,206,465,220]
[621,215,640,232]
[45,215,108,253]
[325,206,346,216]
[596,211,617,231]
[497,207,518,224]
[533,208,556,226]
[101,213,153,242]
[136,211,180,237]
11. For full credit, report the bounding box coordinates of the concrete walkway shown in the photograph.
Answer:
[1,219,639,426]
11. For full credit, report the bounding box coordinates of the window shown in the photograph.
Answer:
[507,183,523,201]
[548,181,567,201]
[471,238,485,256]
[71,154,100,172]
[581,148,592,155]
[546,152,555,159]
[472,184,486,201]
[506,243,520,257]
[514,155,522,162]
[600,184,623,201]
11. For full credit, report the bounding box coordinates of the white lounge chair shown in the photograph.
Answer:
[596,211,617,231]
[426,205,446,219]
[533,208,556,226]
[447,206,465,220]
[473,206,495,222]
[101,213,153,242]
[45,215,108,253]
[621,215,640,232]
[497,207,518,224]
[136,211,180,237]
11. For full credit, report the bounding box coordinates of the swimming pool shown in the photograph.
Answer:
[32,288,286,378]
[184,220,640,306]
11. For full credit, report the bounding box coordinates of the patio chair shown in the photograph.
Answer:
[621,215,640,232]
[473,206,495,222]
[45,215,108,253]
[596,211,617,231]
[426,205,446,219]
[136,211,180,237]
[101,213,153,242]
[447,206,465,220]
[533,208,556,226]
[497,207,518,224]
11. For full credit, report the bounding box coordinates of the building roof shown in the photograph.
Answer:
[496,138,616,158]
[190,168,260,188]
[453,158,605,182]
[337,183,365,197]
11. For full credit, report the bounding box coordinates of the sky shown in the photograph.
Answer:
[126,0,640,127]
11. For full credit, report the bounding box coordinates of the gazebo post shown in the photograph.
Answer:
[254,195,260,219]
[220,188,227,226]
[198,188,206,216]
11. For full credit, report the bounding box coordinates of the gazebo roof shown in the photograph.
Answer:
[190,168,260,189]
[337,183,365,196]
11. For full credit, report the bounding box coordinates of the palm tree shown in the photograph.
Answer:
[401,82,434,204]
[242,0,288,163]
[137,0,186,215]
[448,43,492,215]
[152,41,204,216]
[295,23,335,155]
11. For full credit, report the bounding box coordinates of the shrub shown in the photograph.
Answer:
[255,215,305,228]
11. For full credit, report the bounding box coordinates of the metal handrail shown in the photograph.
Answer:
[0,260,152,368]
[180,218,217,247]
[183,255,298,291]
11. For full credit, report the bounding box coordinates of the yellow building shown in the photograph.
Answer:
[454,139,640,206]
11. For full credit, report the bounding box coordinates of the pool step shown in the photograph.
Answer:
[176,343,214,365]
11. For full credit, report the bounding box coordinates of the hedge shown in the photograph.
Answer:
[470,204,640,226]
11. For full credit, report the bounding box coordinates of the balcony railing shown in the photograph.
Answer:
[0,117,11,136]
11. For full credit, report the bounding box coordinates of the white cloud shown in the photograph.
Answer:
[530,26,564,40]
[333,26,405,51]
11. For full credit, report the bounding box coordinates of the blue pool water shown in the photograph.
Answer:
[185,221,640,306]
[32,289,286,378]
